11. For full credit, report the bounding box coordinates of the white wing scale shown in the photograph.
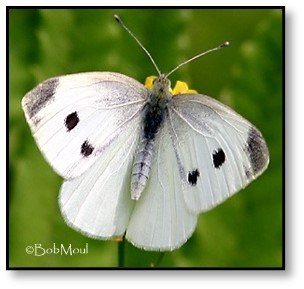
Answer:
[22,72,147,179]
[59,119,140,238]
[126,121,197,251]
[169,94,269,214]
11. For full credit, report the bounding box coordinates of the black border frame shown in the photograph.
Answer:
[7,5,285,270]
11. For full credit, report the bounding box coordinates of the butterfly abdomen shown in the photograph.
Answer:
[131,102,165,200]
[131,139,154,200]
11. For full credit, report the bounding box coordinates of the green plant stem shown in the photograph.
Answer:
[150,252,165,267]
[118,239,125,267]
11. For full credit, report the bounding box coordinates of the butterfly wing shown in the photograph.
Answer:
[22,72,147,179]
[126,120,197,251]
[59,118,140,238]
[168,94,269,214]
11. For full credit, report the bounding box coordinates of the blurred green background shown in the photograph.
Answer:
[9,8,283,268]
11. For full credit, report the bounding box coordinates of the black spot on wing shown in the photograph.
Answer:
[212,148,225,169]
[81,140,94,157]
[246,127,269,175]
[24,78,59,118]
[65,112,79,131]
[188,169,200,186]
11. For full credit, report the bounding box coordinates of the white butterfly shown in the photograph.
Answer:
[21,16,269,251]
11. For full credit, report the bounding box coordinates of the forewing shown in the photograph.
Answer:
[126,120,197,251]
[59,119,140,238]
[169,94,269,213]
[22,72,147,179]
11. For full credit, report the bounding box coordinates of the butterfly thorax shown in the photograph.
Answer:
[130,75,172,200]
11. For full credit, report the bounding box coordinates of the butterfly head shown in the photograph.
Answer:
[149,75,171,93]
[144,74,172,106]
[145,75,197,98]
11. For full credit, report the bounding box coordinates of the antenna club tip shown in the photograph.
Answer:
[221,41,230,47]
[114,14,121,22]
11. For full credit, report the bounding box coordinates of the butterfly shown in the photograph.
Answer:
[21,15,269,251]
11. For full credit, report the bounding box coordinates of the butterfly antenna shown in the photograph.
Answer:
[114,15,161,76]
[166,41,230,78]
